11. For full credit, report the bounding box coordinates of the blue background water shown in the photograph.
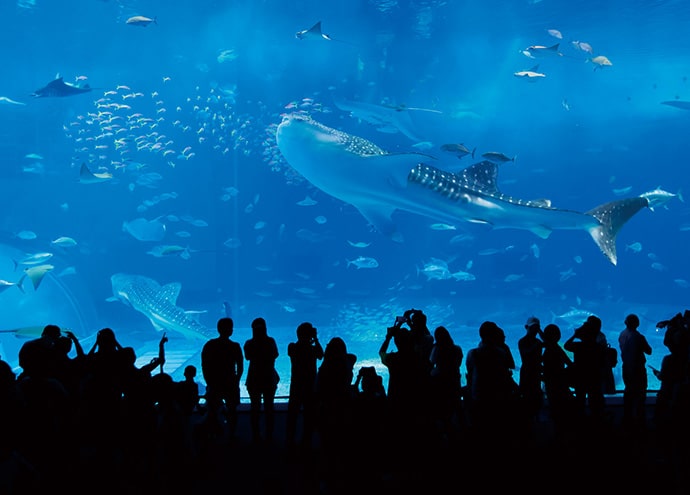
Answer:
[0,0,688,396]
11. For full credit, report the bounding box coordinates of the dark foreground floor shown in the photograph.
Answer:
[2,396,688,495]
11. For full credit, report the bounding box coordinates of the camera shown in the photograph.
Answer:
[395,309,416,327]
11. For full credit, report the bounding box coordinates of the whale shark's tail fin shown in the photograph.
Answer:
[586,196,649,265]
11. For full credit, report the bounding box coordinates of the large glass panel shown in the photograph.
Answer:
[1,0,687,398]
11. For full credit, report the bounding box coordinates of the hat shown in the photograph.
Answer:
[526,316,540,327]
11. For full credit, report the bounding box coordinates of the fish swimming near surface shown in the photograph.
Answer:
[32,75,92,98]
[275,113,675,265]
[108,273,213,340]
[126,15,157,27]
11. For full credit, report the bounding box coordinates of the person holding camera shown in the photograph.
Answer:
[564,315,607,421]
[286,321,324,451]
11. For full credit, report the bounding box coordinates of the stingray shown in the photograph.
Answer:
[295,21,355,46]
[21,264,54,290]
[32,75,92,98]
[122,217,166,242]
[78,163,113,184]
[296,21,332,41]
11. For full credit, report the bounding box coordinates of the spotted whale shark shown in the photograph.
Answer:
[109,273,212,340]
[275,114,674,265]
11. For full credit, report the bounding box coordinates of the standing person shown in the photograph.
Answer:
[541,323,575,433]
[518,316,545,423]
[618,313,652,428]
[243,317,279,443]
[286,321,323,451]
[564,316,607,422]
[429,325,464,437]
[201,317,244,439]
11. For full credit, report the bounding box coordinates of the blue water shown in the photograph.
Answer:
[0,0,688,397]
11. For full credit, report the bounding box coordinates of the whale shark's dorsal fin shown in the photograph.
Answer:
[159,282,182,304]
[457,160,501,195]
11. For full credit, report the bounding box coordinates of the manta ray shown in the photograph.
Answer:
[275,114,675,265]
[109,273,213,340]
[32,75,92,98]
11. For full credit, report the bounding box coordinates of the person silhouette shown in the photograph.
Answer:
[541,323,575,437]
[429,325,464,439]
[316,336,357,492]
[564,316,607,422]
[518,316,545,423]
[201,317,244,440]
[618,313,652,428]
[243,317,279,443]
[286,321,323,451]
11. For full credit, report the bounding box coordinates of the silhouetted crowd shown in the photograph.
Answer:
[1,308,690,495]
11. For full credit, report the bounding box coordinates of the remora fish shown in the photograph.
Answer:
[109,273,213,340]
[32,75,92,98]
[275,114,674,265]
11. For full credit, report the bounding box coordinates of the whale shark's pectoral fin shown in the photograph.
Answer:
[358,203,403,242]
[149,319,166,332]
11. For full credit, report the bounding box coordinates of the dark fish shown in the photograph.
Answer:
[32,76,91,98]
[440,143,475,159]
[481,151,516,164]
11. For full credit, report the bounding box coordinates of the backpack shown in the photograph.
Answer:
[605,344,618,368]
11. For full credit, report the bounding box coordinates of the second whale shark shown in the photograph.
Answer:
[109,273,213,340]
[275,114,674,265]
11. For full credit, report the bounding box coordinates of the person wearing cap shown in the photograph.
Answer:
[518,316,545,423]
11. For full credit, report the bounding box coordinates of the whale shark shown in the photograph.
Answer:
[275,114,674,265]
[109,273,213,340]
[32,75,92,98]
